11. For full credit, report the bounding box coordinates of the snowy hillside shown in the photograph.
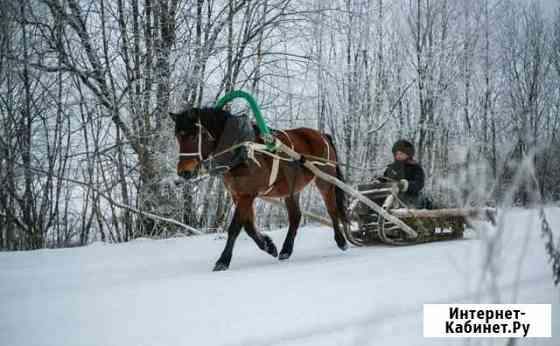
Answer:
[1,208,559,346]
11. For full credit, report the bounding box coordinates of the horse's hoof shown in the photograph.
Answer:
[279,252,291,261]
[268,244,278,258]
[213,262,229,271]
[263,236,278,258]
[338,242,349,251]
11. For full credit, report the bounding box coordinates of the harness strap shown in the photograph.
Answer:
[277,129,295,150]
[269,156,280,187]
[246,143,262,167]
[246,138,342,195]
[178,120,206,161]
[193,130,337,194]
[322,135,330,161]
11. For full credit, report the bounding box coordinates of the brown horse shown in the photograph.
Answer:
[170,107,348,271]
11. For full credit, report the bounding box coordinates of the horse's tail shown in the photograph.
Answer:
[324,134,348,224]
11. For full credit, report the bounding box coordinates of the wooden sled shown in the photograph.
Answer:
[344,179,497,246]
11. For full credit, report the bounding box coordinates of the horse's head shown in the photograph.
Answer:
[170,108,218,180]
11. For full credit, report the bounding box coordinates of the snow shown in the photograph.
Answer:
[1,208,559,346]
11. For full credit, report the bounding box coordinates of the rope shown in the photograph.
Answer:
[207,139,376,173]
[204,137,337,170]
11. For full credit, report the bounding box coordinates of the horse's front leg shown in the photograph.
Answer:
[213,197,277,271]
[213,208,243,271]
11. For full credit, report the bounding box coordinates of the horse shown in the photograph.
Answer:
[170,107,348,271]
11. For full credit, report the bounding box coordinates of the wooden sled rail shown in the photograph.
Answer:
[390,207,497,223]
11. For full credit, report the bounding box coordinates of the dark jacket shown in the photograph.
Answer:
[383,160,425,197]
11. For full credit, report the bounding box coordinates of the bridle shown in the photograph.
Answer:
[177,119,215,162]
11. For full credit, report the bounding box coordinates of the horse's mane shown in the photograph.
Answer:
[173,106,282,141]
[173,107,232,138]
[173,107,232,121]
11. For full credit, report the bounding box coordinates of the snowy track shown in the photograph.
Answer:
[1,209,559,346]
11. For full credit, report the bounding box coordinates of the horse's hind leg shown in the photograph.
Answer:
[241,197,278,258]
[279,193,302,260]
[316,179,348,251]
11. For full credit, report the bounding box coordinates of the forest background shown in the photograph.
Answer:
[1,0,559,250]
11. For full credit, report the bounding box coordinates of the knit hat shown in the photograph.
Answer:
[392,139,415,157]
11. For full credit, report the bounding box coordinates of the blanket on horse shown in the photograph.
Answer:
[204,113,256,174]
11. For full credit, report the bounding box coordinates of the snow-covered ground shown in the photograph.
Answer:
[1,208,559,346]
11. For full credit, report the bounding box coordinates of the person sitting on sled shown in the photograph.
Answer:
[383,139,432,209]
